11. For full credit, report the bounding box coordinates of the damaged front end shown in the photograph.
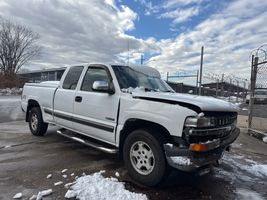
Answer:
[164,112,240,173]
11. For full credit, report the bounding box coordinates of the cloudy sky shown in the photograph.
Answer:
[0,0,267,81]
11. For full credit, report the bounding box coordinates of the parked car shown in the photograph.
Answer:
[21,64,240,186]
[246,89,267,104]
[254,89,267,104]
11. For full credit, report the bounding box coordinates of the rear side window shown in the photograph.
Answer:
[62,66,84,90]
[81,67,109,92]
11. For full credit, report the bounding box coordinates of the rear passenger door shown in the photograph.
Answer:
[73,65,120,144]
[53,66,84,129]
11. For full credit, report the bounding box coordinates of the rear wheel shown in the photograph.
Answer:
[29,107,48,136]
[123,129,167,186]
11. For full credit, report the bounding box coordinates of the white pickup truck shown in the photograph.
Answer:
[21,63,240,186]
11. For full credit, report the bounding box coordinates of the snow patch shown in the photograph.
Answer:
[46,174,52,179]
[0,88,22,96]
[36,189,53,200]
[13,193,22,199]
[250,164,267,177]
[29,195,37,200]
[170,156,192,166]
[70,173,75,176]
[262,136,267,143]
[115,172,120,177]
[236,188,265,200]
[65,182,74,189]
[63,174,67,178]
[65,171,147,200]
[165,143,173,148]
[222,153,267,179]
[54,181,63,186]
[62,169,68,173]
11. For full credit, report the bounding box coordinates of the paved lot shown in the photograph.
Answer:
[0,121,266,200]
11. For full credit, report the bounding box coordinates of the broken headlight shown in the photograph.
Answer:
[185,113,215,128]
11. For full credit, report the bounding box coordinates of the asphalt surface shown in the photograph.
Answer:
[0,96,267,199]
[0,121,267,200]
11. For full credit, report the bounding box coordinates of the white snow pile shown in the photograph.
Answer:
[170,156,192,166]
[250,164,267,177]
[262,136,267,143]
[236,188,265,200]
[13,192,22,199]
[46,174,52,179]
[222,153,267,179]
[36,189,53,200]
[65,171,147,200]
[0,88,22,96]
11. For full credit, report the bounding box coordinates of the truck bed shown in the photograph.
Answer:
[21,81,60,123]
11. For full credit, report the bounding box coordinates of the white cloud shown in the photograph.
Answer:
[163,0,203,9]
[0,0,155,70]
[0,0,266,83]
[159,7,199,24]
[147,0,267,81]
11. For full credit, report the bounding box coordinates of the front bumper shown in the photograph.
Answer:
[164,127,240,171]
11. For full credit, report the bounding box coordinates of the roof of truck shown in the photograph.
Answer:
[68,63,161,78]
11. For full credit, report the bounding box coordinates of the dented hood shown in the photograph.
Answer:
[132,92,239,112]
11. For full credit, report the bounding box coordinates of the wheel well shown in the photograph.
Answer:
[26,100,40,122]
[118,119,172,158]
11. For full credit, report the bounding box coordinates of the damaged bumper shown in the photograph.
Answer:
[164,126,240,171]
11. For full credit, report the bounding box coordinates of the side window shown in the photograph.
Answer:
[81,67,109,92]
[62,66,84,90]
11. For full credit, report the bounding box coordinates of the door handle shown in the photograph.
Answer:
[75,96,82,102]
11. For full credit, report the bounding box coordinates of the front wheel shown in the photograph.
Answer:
[29,107,48,136]
[123,129,167,186]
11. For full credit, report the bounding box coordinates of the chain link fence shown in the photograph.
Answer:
[166,72,248,105]
[248,45,267,137]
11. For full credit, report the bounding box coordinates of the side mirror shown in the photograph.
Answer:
[92,80,115,94]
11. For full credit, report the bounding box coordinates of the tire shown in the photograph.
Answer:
[28,107,48,136]
[123,129,167,186]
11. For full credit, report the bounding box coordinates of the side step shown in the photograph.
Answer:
[57,129,118,154]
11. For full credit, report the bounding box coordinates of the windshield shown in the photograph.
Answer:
[112,65,174,92]
[255,90,267,95]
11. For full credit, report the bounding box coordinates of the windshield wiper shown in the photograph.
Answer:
[163,90,175,93]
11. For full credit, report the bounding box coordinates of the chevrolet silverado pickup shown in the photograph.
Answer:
[21,63,240,186]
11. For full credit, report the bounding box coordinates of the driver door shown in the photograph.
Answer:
[73,65,120,144]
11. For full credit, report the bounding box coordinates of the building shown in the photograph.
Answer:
[17,67,66,83]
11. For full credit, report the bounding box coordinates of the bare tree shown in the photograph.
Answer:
[0,19,40,75]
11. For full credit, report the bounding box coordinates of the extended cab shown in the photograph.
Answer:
[21,64,240,186]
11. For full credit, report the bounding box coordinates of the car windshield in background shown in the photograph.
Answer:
[112,65,173,92]
[255,90,267,95]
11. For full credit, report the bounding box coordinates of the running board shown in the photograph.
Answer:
[57,129,118,154]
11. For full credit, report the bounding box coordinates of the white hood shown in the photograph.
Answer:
[132,92,239,112]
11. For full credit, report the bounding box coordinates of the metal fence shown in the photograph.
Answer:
[167,72,249,104]
[248,45,267,137]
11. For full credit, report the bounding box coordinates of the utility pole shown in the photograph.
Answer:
[166,72,169,82]
[198,46,204,95]
[216,79,219,97]
[236,80,239,103]
[196,70,199,95]
[248,56,257,130]
[140,54,144,65]
[221,73,224,97]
